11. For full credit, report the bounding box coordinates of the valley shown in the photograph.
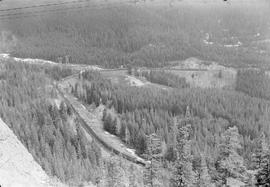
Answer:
[1,0,270,186]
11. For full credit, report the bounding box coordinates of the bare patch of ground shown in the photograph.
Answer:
[102,70,170,91]
[0,118,65,187]
[0,53,102,71]
[168,57,237,89]
[125,75,145,87]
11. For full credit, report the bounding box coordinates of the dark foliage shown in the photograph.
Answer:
[135,69,189,88]
[236,69,270,99]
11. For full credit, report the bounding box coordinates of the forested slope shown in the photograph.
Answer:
[0,61,101,185]
[1,3,269,68]
[73,70,270,156]
[70,70,270,185]
[236,69,270,100]
[0,118,65,187]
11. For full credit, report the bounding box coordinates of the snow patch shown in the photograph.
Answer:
[0,53,103,70]
[203,33,214,45]
[69,64,103,71]
[126,148,136,155]
[53,98,62,109]
[0,53,57,65]
[0,53,10,58]
[224,41,242,48]
[203,40,214,45]
[13,57,57,65]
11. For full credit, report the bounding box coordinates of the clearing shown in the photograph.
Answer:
[167,57,237,89]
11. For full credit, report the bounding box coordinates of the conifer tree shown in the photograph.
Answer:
[216,126,247,185]
[252,132,269,169]
[254,133,270,186]
[256,151,270,186]
[106,155,128,187]
[125,125,131,145]
[143,133,162,187]
[171,124,196,187]
[198,153,213,187]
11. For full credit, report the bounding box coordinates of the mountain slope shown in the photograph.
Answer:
[0,118,65,187]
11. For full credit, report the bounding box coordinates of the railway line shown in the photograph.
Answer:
[0,53,242,166]
[1,53,149,166]
[57,76,148,166]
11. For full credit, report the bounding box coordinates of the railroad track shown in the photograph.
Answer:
[0,54,236,166]
[57,78,148,166]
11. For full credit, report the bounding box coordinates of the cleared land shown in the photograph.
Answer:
[167,57,237,89]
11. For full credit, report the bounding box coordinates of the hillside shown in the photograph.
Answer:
[1,1,270,186]
[0,118,65,187]
[1,1,269,69]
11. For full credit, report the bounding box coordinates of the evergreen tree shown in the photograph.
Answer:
[125,125,131,145]
[143,133,162,187]
[254,133,270,186]
[256,151,270,186]
[216,126,247,185]
[171,124,196,187]
[252,132,269,170]
[106,155,128,187]
[197,153,213,187]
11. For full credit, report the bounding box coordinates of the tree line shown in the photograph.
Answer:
[130,68,189,89]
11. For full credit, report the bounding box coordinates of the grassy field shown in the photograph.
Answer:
[0,1,269,68]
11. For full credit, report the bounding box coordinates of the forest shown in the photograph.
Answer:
[0,61,102,184]
[70,69,270,186]
[236,69,270,100]
[0,2,269,69]
[1,1,270,186]
[0,61,145,186]
[2,59,270,186]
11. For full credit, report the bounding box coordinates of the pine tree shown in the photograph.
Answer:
[198,153,213,187]
[216,126,247,185]
[106,155,128,187]
[125,125,131,145]
[252,132,269,169]
[171,124,196,187]
[112,118,118,135]
[256,151,270,186]
[254,133,270,186]
[143,133,162,187]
